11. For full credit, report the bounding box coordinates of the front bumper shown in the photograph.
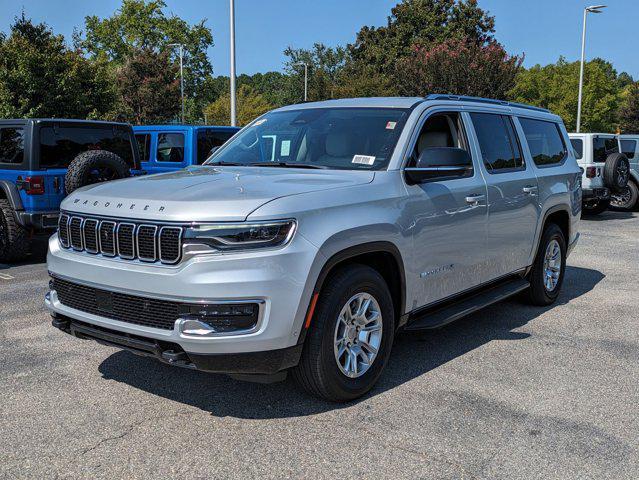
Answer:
[46,231,320,356]
[50,313,303,375]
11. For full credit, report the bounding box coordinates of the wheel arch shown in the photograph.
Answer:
[531,204,571,266]
[297,241,407,345]
[0,180,23,210]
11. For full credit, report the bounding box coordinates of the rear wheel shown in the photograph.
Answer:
[582,199,610,216]
[0,199,30,263]
[525,223,566,306]
[292,265,395,402]
[603,153,630,193]
[610,180,639,211]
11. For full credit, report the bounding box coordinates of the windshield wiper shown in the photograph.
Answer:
[248,162,328,169]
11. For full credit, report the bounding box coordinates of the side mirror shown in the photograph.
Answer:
[405,147,473,184]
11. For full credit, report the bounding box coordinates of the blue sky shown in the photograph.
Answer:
[1,0,637,79]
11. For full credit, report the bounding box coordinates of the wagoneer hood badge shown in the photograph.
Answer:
[60,166,374,222]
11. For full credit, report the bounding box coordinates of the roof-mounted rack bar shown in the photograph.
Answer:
[424,94,550,113]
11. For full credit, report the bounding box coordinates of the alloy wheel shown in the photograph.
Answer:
[543,239,562,292]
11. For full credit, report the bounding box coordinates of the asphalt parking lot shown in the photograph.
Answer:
[1,211,638,479]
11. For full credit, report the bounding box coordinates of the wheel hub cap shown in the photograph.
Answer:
[543,239,562,292]
[333,292,383,378]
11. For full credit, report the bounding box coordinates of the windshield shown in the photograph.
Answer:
[204,107,410,170]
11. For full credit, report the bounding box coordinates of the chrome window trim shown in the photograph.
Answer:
[136,224,158,263]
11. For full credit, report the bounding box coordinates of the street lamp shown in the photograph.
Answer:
[576,4,606,133]
[168,43,185,124]
[229,0,237,126]
[293,62,308,102]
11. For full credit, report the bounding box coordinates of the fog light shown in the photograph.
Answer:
[178,302,260,336]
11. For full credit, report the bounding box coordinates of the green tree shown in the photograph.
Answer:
[396,38,523,98]
[618,82,639,134]
[0,15,114,119]
[204,85,272,126]
[510,57,621,132]
[78,0,213,121]
[114,48,180,124]
[283,43,348,102]
[349,0,495,76]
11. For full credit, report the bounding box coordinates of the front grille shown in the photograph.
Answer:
[52,277,181,330]
[57,213,183,265]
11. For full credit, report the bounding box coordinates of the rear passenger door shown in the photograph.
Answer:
[467,112,540,280]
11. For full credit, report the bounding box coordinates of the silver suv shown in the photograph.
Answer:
[46,96,582,401]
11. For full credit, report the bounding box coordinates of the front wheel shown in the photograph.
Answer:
[525,223,566,306]
[292,265,395,402]
[611,181,639,211]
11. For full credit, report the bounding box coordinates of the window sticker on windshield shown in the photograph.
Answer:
[254,118,267,126]
[386,121,397,130]
[352,155,376,165]
[281,140,291,157]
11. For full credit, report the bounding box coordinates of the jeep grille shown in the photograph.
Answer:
[57,214,183,264]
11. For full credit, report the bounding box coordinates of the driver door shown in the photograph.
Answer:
[404,110,489,307]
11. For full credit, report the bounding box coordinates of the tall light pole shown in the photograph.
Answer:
[293,62,308,102]
[168,43,185,124]
[576,5,606,133]
[229,0,237,126]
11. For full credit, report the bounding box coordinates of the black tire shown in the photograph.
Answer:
[525,223,566,306]
[582,199,610,216]
[292,264,395,402]
[603,153,630,193]
[65,150,130,195]
[610,180,639,211]
[0,199,30,263]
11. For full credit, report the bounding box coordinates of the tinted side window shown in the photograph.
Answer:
[0,127,25,164]
[39,125,134,168]
[519,118,567,166]
[135,134,151,162]
[197,130,234,164]
[470,113,523,172]
[620,139,637,159]
[156,133,184,162]
[570,139,583,160]
[593,137,619,162]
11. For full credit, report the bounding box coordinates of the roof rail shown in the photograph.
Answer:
[424,94,550,113]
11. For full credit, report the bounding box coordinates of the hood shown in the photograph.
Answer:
[61,166,375,222]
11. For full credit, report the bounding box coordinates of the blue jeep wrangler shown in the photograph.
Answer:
[133,125,239,173]
[0,119,140,262]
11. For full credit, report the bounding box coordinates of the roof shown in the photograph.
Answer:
[132,124,240,131]
[0,118,130,126]
[274,97,425,111]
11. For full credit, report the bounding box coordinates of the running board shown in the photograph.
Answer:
[404,277,530,331]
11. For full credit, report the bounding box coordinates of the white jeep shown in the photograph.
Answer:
[568,133,630,215]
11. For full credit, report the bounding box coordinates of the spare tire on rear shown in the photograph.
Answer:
[65,150,131,194]
[603,153,630,193]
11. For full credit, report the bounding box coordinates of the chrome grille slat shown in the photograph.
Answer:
[58,214,70,248]
[83,219,99,254]
[58,214,182,265]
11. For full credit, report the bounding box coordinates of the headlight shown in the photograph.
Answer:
[183,220,296,251]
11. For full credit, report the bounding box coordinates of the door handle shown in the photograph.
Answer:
[522,185,538,195]
[465,194,486,205]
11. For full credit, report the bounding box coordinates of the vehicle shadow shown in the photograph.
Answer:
[98,265,604,419]
[581,210,636,221]
[0,237,48,270]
